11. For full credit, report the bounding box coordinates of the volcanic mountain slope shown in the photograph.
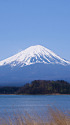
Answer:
[0,45,70,86]
[0,45,70,67]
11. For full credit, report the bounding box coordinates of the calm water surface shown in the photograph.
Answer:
[0,95,70,117]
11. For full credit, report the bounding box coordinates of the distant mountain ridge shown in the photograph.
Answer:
[0,45,70,67]
[0,45,70,86]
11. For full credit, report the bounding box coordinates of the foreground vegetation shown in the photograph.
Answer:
[0,80,70,94]
[0,108,70,125]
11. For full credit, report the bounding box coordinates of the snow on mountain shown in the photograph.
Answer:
[0,45,70,85]
[0,45,70,67]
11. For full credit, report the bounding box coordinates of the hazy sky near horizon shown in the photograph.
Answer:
[0,0,70,61]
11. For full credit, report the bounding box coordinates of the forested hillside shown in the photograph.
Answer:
[0,80,70,94]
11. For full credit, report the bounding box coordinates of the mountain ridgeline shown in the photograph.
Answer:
[0,45,70,86]
[0,80,70,94]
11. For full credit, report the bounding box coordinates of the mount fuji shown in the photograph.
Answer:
[0,45,70,86]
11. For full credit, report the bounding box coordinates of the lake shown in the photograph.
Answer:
[0,95,70,118]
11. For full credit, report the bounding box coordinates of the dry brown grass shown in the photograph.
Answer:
[0,108,70,125]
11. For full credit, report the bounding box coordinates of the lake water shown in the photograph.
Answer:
[0,95,70,118]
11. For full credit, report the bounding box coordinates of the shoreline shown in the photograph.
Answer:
[0,93,70,95]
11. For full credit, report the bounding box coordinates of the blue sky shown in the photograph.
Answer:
[0,0,70,61]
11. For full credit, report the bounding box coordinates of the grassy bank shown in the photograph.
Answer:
[0,108,70,125]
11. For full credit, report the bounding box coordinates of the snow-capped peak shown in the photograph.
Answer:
[0,45,70,67]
